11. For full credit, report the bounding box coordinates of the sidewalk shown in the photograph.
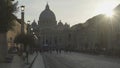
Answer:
[24,52,37,68]
[0,54,24,68]
[31,53,45,68]
[11,55,25,68]
[0,52,45,68]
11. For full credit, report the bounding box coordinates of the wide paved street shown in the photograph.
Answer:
[42,51,120,68]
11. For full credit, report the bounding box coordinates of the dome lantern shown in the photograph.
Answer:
[46,3,49,10]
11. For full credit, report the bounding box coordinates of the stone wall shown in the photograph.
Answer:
[7,20,21,49]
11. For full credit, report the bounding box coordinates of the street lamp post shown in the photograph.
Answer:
[20,5,25,59]
[25,22,30,64]
[27,20,31,34]
[20,6,29,64]
[21,5,25,34]
[21,5,25,21]
[26,45,29,64]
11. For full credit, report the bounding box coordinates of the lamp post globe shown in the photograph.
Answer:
[27,20,30,24]
[21,5,25,12]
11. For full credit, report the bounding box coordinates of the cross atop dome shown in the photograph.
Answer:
[46,3,50,10]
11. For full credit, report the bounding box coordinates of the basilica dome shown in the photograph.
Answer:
[38,4,57,27]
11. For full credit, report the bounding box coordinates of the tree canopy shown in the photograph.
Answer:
[0,0,18,33]
[14,34,35,46]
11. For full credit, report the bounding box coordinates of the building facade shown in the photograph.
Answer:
[0,18,21,61]
[29,4,70,51]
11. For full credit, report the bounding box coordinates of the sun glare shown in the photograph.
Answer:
[96,1,117,17]
[104,10,114,17]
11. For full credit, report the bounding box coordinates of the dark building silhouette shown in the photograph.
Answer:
[28,4,70,51]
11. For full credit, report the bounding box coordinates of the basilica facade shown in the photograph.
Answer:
[28,4,71,51]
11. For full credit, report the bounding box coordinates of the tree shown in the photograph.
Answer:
[14,34,35,64]
[14,34,35,51]
[0,0,18,33]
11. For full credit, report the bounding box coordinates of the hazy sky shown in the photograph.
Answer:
[16,0,120,26]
